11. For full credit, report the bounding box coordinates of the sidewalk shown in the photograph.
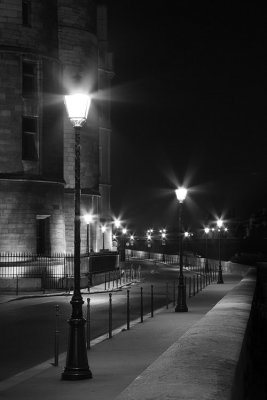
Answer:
[0,273,243,400]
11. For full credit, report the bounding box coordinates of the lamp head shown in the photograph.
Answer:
[175,187,187,203]
[114,218,121,229]
[84,214,93,225]
[217,219,223,228]
[64,93,91,127]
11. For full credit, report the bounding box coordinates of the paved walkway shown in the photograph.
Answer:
[0,273,243,400]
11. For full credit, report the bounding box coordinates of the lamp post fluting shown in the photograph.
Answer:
[62,93,92,381]
[217,219,224,284]
[175,187,188,312]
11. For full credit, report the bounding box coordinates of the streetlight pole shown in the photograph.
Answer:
[217,219,224,284]
[62,93,92,380]
[101,226,106,250]
[175,187,188,312]
[204,227,210,273]
[84,214,93,255]
[122,227,127,261]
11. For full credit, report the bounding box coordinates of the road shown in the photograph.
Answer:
[0,260,184,381]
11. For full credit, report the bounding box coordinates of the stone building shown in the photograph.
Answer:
[0,0,113,254]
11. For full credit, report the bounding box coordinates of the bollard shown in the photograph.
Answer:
[42,270,46,294]
[87,298,91,349]
[16,275,19,296]
[173,280,176,306]
[166,282,169,309]
[189,277,191,298]
[109,293,112,338]
[65,274,69,293]
[127,289,130,330]
[141,287,144,322]
[151,285,154,318]
[54,305,60,366]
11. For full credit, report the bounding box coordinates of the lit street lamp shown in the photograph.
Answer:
[204,227,210,273]
[121,227,127,261]
[84,213,93,255]
[62,93,92,380]
[101,225,106,250]
[175,187,188,312]
[217,218,224,284]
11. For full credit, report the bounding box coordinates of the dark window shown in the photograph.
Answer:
[22,61,37,97]
[22,0,31,27]
[22,117,38,161]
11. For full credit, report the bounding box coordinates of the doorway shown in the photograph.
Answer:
[36,216,51,255]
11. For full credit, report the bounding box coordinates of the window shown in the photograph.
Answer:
[22,61,37,97]
[22,117,38,161]
[22,0,31,27]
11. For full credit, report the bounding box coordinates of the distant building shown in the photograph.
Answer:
[0,0,113,254]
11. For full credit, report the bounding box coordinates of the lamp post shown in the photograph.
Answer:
[217,219,224,284]
[175,187,188,312]
[62,93,92,380]
[84,214,93,255]
[101,225,106,250]
[121,227,127,261]
[204,227,210,273]
[160,229,166,262]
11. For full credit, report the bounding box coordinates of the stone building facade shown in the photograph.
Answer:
[0,0,113,254]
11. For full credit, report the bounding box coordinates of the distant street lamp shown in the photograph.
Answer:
[62,93,92,380]
[217,218,224,284]
[175,187,188,312]
[101,225,106,250]
[204,227,210,273]
[121,227,127,261]
[84,214,93,255]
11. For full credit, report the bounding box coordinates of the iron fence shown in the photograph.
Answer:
[0,252,119,290]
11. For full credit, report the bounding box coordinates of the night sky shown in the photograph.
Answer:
[106,1,267,233]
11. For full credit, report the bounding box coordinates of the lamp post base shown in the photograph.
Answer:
[175,281,188,312]
[62,317,92,381]
[217,267,224,284]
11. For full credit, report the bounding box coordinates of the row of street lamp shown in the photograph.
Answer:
[61,91,229,381]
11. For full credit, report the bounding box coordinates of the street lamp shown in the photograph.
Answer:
[84,214,93,255]
[101,225,106,250]
[121,227,127,261]
[62,93,92,380]
[175,187,188,312]
[204,227,210,273]
[217,218,224,284]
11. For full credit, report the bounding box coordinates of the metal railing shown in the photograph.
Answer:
[0,252,119,290]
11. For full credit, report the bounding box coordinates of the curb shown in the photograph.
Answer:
[0,281,138,304]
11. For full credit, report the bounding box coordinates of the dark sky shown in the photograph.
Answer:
[106,1,267,233]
